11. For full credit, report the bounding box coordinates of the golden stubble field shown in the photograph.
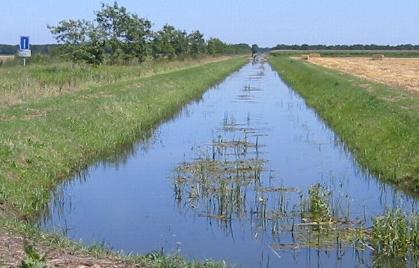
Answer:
[308,57,419,93]
[0,55,15,63]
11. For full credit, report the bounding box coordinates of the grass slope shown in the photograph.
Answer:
[0,56,247,219]
[0,56,232,107]
[269,55,418,195]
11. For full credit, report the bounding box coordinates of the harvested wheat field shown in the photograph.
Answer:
[308,57,419,93]
[0,55,15,63]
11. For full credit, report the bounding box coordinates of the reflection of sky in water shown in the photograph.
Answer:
[40,61,417,267]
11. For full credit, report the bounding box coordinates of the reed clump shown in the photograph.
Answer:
[303,183,332,223]
[372,209,418,258]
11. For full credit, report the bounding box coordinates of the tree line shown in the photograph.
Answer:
[272,44,419,51]
[47,2,250,64]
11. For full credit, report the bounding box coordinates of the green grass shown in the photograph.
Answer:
[0,56,233,108]
[269,55,419,195]
[0,56,247,219]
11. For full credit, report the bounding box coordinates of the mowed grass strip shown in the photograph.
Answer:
[0,56,247,218]
[269,55,418,195]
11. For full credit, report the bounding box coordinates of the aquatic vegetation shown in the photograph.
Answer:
[371,209,418,258]
[7,57,416,267]
[293,224,368,250]
[306,183,332,223]
[174,115,272,221]
[174,151,418,264]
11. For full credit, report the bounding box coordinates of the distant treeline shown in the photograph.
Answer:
[44,2,250,64]
[272,44,419,50]
[0,44,60,55]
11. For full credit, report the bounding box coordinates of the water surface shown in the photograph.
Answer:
[41,60,417,267]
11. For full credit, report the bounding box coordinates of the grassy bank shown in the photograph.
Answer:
[0,56,232,108]
[0,56,247,220]
[0,56,246,266]
[269,55,418,195]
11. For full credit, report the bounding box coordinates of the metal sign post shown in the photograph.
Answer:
[18,36,31,66]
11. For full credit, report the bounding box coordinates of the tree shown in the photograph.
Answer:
[251,44,259,56]
[152,25,175,59]
[188,31,206,56]
[49,2,152,64]
[152,25,191,59]
[48,19,106,64]
[207,38,226,55]
[172,29,189,57]
[48,2,250,64]
[95,2,151,63]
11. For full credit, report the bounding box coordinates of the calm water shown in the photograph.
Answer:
[40,60,417,267]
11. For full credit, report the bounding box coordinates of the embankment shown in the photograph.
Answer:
[269,55,418,195]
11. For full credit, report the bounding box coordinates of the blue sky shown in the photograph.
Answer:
[1,0,418,46]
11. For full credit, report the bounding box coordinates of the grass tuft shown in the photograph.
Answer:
[372,209,418,258]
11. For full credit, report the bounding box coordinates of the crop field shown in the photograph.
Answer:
[308,57,419,93]
[0,55,14,63]
[271,50,419,58]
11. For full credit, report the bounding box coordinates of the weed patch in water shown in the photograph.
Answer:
[372,209,418,259]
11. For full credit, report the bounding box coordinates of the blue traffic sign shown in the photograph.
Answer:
[20,36,30,50]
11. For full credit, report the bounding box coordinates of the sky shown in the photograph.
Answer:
[1,0,418,47]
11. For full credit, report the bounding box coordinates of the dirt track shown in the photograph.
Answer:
[308,57,419,93]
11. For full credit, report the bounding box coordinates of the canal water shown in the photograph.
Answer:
[40,60,417,267]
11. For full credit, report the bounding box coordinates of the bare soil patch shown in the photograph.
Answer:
[308,57,419,93]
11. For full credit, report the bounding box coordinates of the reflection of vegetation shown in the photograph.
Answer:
[175,156,265,220]
[173,135,418,266]
[174,114,270,222]
[294,224,367,250]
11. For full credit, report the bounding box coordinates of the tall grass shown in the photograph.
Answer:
[269,55,419,195]
[0,56,232,107]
